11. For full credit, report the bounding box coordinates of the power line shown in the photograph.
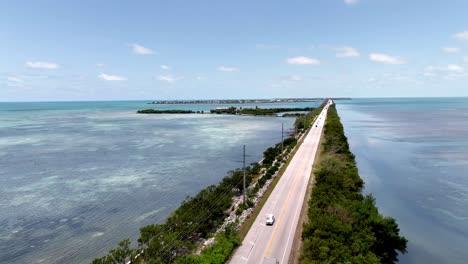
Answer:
[243,144,246,205]
[141,175,247,262]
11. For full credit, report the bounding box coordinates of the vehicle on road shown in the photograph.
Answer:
[266,214,275,225]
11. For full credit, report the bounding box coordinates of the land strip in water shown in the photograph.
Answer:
[137,107,314,116]
[147,98,350,105]
[299,104,408,263]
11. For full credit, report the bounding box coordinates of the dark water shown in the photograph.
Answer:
[0,101,319,264]
[337,98,468,264]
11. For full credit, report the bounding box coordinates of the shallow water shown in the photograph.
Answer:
[0,101,318,264]
[337,98,468,264]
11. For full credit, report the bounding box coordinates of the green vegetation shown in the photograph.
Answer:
[283,113,305,117]
[210,106,314,116]
[262,137,297,168]
[91,239,133,264]
[294,104,324,131]
[300,104,407,264]
[210,107,238,115]
[174,224,239,264]
[137,109,198,114]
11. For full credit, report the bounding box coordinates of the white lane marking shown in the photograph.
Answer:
[245,219,267,263]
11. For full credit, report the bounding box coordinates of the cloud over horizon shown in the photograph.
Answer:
[157,75,182,82]
[287,75,303,82]
[98,73,127,81]
[424,64,466,80]
[442,47,461,53]
[130,43,155,55]
[286,56,320,65]
[217,66,240,72]
[369,53,406,64]
[25,61,60,69]
[335,46,360,58]
[6,75,25,87]
[454,31,468,40]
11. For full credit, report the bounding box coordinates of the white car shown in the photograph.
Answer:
[266,214,275,225]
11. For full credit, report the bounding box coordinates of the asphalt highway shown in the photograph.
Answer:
[229,100,331,264]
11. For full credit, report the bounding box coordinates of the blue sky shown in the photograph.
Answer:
[1,0,468,101]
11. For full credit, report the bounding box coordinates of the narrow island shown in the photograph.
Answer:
[136,109,198,114]
[149,98,320,104]
[147,98,351,105]
[210,106,314,116]
[136,107,314,116]
[299,104,407,263]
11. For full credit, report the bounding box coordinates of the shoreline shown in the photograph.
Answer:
[136,106,315,117]
[147,98,350,105]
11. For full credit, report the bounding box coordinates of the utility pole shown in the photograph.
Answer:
[243,144,246,205]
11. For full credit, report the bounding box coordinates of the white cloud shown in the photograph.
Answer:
[442,47,461,53]
[25,61,59,69]
[287,75,303,82]
[160,65,171,70]
[369,53,406,64]
[447,64,465,73]
[5,75,25,87]
[424,64,466,79]
[286,56,320,65]
[454,31,468,40]
[4,74,51,88]
[157,75,182,83]
[98,73,127,81]
[464,56,468,63]
[344,0,360,5]
[217,66,240,72]
[7,76,24,83]
[335,46,360,58]
[96,63,107,68]
[130,43,155,55]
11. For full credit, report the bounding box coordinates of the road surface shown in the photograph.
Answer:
[229,100,331,264]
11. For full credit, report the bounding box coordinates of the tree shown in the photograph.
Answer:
[109,239,132,264]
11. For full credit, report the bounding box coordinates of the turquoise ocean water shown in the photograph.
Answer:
[0,101,321,264]
[337,98,468,264]
[3,98,466,263]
